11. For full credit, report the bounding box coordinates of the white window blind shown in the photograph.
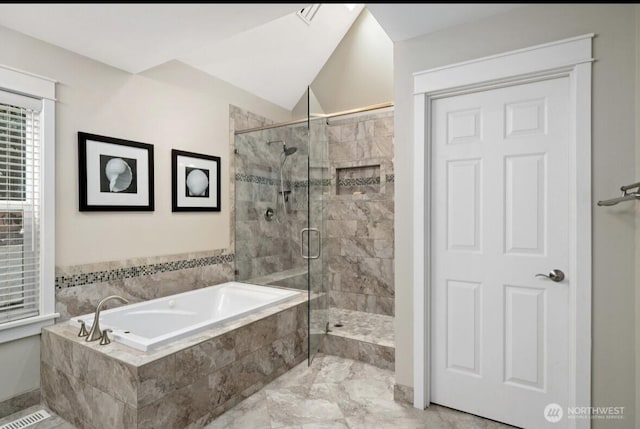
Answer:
[0,91,41,324]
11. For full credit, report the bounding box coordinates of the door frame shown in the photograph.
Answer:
[412,34,593,428]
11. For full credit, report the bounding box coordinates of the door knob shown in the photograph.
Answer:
[535,269,565,282]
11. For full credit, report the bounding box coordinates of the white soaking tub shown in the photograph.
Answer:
[69,282,301,352]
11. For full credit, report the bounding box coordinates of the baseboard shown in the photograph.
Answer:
[393,383,413,405]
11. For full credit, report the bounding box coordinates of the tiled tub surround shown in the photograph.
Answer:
[326,110,395,316]
[41,292,308,429]
[54,250,234,321]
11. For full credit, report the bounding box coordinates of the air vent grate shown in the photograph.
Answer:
[296,4,321,25]
[0,410,51,429]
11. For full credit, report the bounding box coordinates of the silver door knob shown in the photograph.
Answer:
[535,269,565,282]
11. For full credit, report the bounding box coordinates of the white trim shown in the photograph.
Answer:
[413,92,429,407]
[0,64,56,101]
[0,314,58,343]
[0,66,57,343]
[41,99,56,325]
[412,34,593,429]
[414,34,594,95]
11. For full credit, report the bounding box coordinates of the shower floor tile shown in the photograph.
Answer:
[327,308,394,347]
[205,354,516,429]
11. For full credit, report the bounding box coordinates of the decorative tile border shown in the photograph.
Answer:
[295,178,332,188]
[235,173,331,188]
[337,176,381,187]
[235,173,280,186]
[55,254,235,289]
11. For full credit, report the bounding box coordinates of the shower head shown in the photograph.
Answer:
[268,140,297,157]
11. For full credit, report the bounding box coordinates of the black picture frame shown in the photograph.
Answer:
[78,132,154,211]
[171,149,221,212]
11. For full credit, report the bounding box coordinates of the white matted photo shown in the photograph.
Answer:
[171,149,220,212]
[78,132,154,211]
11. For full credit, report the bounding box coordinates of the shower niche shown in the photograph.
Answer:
[336,164,380,195]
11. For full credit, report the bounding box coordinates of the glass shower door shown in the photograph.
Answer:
[233,87,327,364]
[306,91,328,363]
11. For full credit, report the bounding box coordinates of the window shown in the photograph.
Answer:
[0,65,56,343]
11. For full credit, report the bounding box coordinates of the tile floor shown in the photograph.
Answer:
[205,354,515,429]
[3,355,516,429]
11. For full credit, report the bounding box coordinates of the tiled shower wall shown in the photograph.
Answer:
[326,110,395,316]
[233,115,310,288]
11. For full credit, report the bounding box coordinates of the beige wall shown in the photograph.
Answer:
[0,24,290,402]
[310,8,393,113]
[0,336,40,403]
[394,4,637,427]
[0,24,291,268]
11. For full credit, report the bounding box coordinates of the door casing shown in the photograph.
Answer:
[412,34,593,429]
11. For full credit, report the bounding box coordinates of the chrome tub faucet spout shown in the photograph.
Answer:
[86,295,129,342]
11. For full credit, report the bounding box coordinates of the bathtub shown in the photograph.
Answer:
[69,282,301,352]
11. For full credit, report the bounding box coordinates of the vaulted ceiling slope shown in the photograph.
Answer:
[182,4,364,110]
[0,3,362,110]
[0,4,524,111]
[0,3,307,73]
[366,3,523,42]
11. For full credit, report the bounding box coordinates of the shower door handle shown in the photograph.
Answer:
[301,228,321,260]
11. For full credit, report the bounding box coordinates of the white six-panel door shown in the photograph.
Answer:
[431,77,571,429]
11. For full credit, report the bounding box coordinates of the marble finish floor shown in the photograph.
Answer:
[206,354,515,429]
[0,404,73,429]
[327,308,394,347]
[6,356,515,428]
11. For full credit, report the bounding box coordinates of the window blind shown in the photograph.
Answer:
[0,91,41,324]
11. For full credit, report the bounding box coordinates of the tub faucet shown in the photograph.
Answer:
[86,295,129,342]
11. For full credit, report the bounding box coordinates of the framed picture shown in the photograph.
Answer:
[171,149,221,212]
[78,132,154,211]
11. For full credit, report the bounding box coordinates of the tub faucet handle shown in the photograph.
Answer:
[86,295,129,342]
[99,329,113,346]
[77,320,89,338]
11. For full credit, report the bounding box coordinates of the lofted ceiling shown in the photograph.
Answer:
[0,3,524,111]
[365,3,523,42]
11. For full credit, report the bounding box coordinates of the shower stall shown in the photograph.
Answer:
[233,90,395,364]
[233,100,329,362]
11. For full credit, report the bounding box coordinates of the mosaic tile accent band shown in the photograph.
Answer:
[296,178,332,187]
[235,173,280,186]
[337,176,381,187]
[55,254,235,289]
[235,173,331,188]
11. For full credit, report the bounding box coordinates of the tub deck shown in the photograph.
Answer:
[40,287,309,429]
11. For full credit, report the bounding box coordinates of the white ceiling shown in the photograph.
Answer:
[0,4,308,73]
[0,3,525,111]
[365,3,523,42]
[182,4,364,110]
